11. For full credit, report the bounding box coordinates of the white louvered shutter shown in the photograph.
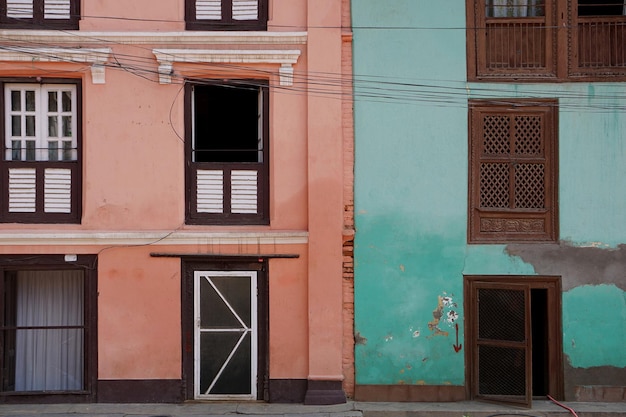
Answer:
[195,0,221,20]
[197,170,224,213]
[233,0,258,20]
[8,168,36,213]
[44,0,71,19]
[231,170,258,214]
[6,0,33,18]
[44,168,71,213]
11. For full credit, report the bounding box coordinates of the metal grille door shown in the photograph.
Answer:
[194,271,257,399]
[473,283,531,407]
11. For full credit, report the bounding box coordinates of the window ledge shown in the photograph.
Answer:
[0,46,111,84]
[0,230,309,246]
[153,48,302,85]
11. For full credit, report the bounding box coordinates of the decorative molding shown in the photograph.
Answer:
[0,46,111,84]
[153,49,302,85]
[480,218,545,233]
[0,30,308,46]
[0,230,308,246]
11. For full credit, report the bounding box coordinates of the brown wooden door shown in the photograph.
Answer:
[470,282,532,407]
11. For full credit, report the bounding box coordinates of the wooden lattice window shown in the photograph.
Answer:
[468,100,558,243]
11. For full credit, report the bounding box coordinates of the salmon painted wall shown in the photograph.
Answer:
[0,0,350,388]
[352,0,626,397]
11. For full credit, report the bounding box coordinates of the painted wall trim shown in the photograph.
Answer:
[153,49,302,85]
[0,47,111,84]
[0,31,308,46]
[0,230,308,246]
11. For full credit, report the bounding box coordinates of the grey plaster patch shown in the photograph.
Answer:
[505,242,626,291]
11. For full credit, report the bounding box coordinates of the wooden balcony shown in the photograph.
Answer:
[575,16,626,70]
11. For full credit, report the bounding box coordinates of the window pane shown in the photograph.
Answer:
[48,116,58,137]
[25,116,35,137]
[25,141,35,161]
[11,91,21,111]
[486,0,545,17]
[63,141,72,161]
[48,91,58,112]
[62,91,72,112]
[48,141,59,161]
[11,116,21,136]
[12,140,21,161]
[25,91,35,112]
[62,116,72,137]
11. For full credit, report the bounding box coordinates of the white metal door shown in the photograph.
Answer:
[194,271,257,399]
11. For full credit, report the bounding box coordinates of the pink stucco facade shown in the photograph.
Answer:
[0,0,352,404]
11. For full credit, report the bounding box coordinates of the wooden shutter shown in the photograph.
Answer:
[187,0,266,30]
[468,101,558,243]
[6,0,33,18]
[44,0,71,19]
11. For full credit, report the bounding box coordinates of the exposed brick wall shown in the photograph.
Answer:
[341,0,355,399]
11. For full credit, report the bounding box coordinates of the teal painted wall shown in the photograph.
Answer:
[352,0,626,389]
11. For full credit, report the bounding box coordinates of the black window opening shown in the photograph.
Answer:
[193,84,263,164]
[186,81,269,225]
[578,0,625,16]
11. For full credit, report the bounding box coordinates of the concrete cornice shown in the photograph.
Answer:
[0,230,309,246]
[0,30,308,46]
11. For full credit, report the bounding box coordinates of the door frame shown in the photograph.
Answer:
[0,254,98,403]
[181,258,268,401]
[464,275,564,406]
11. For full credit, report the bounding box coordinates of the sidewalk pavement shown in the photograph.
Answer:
[0,400,623,417]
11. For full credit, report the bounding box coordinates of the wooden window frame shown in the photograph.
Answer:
[468,99,558,244]
[184,81,269,226]
[0,0,80,30]
[0,254,97,403]
[464,275,564,406]
[0,79,82,224]
[467,0,626,81]
[185,0,268,31]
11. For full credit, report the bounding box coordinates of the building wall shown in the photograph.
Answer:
[352,0,626,401]
[0,0,351,404]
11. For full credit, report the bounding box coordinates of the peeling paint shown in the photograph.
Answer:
[506,242,626,291]
[354,331,367,345]
[399,264,405,272]
[428,293,460,337]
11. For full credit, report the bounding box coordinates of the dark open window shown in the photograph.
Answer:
[0,0,79,29]
[468,0,626,80]
[573,0,626,74]
[0,255,97,403]
[0,80,82,224]
[185,81,269,225]
[185,0,268,31]
[468,100,558,243]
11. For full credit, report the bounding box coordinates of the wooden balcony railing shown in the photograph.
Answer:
[576,16,626,69]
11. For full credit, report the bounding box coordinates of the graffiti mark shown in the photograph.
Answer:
[453,323,462,352]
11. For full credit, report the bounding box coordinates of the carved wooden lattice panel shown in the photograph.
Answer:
[469,101,557,243]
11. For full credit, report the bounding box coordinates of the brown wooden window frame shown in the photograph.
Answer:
[184,80,270,226]
[0,0,80,30]
[468,99,558,244]
[185,0,268,31]
[467,0,626,81]
[0,79,82,224]
[0,254,97,403]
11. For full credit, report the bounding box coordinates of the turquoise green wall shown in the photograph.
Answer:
[352,0,626,387]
